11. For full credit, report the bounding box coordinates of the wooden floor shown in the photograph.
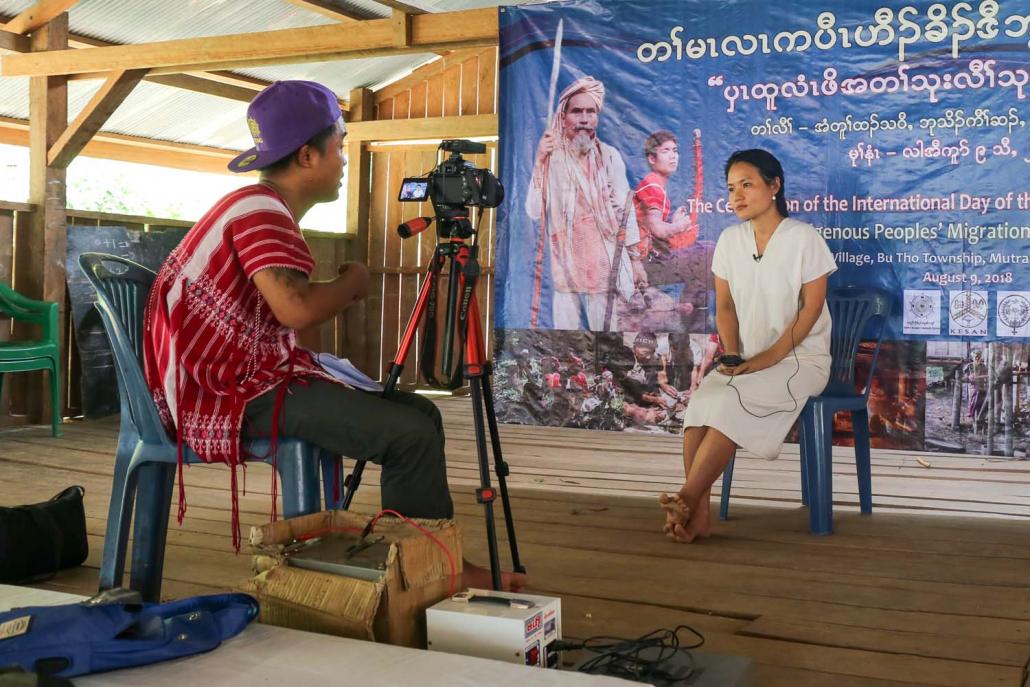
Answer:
[1,397,1028,686]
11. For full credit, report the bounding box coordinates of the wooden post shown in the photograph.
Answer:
[342,87,373,371]
[14,13,68,423]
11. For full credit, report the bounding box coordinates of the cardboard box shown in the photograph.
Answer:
[238,509,463,649]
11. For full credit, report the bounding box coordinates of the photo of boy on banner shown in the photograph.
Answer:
[629,130,712,334]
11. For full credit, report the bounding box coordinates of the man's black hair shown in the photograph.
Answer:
[724,148,790,218]
[260,121,339,175]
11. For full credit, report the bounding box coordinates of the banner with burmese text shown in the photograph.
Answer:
[491,0,1030,457]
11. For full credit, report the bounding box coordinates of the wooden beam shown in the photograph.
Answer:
[281,0,364,21]
[0,28,29,52]
[48,68,147,168]
[1,15,276,105]
[392,9,411,48]
[130,73,259,103]
[1,8,498,76]
[17,12,68,424]
[342,87,372,369]
[5,0,79,35]
[0,117,242,175]
[346,112,496,142]
[374,0,426,14]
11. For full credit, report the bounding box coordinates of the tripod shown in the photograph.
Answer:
[341,219,526,591]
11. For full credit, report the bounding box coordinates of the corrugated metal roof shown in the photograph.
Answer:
[0,0,532,153]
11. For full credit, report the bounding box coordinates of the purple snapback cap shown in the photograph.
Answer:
[229,80,343,173]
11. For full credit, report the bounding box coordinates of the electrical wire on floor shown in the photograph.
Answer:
[554,624,704,685]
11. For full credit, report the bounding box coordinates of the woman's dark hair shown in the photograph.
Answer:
[260,121,339,175]
[724,149,789,218]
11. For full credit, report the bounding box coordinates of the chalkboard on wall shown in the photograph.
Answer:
[65,225,187,418]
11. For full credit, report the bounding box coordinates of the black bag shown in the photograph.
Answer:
[0,487,88,584]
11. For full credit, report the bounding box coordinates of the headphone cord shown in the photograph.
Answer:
[725,296,802,419]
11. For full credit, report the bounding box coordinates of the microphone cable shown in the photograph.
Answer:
[724,293,803,419]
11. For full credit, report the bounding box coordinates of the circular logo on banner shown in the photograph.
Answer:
[998,295,1030,335]
[950,291,988,329]
[909,293,935,318]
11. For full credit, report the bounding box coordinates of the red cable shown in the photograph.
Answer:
[369,509,458,597]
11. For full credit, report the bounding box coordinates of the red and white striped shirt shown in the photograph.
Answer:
[144,184,335,543]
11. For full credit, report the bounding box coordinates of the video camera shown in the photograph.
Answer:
[396,139,504,239]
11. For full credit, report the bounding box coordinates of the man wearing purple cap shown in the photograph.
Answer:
[144,82,524,590]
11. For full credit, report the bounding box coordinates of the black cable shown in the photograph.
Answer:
[724,293,803,419]
[556,624,704,685]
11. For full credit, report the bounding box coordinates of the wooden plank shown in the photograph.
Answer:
[18,14,67,426]
[739,616,1029,668]
[381,149,406,372]
[1,9,499,77]
[477,47,496,115]
[374,47,481,101]
[460,54,478,116]
[391,90,411,122]
[0,116,240,175]
[548,594,1023,687]
[426,74,443,118]
[442,62,461,117]
[138,73,259,103]
[48,68,147,168]
[4,0,79,35]
[374,0,426,14]
[391,9,412,48]
[366,150,390,379]
[1,15,275,105]
[281,0,364,21]
[346,113,496,142]
[398,148,425,387]
[409,81,427,119]
[6,408,1030,687]
[0,28,29,52]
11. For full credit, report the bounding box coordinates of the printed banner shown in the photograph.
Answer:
[493,0,1030,458]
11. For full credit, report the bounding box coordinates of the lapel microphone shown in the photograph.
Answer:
[752,253,763,262]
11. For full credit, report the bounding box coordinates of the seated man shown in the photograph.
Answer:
[144,80,523,590]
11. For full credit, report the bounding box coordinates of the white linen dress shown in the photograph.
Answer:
[682,218,838,459]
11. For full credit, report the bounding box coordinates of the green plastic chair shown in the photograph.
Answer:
[0,282,61,436]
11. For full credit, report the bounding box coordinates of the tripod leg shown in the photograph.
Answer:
[479,365,526,575]
[342,255,440,510]
[469,375,503,591]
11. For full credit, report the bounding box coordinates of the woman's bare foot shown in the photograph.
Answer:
[462,560,528,592]
[682,492,712,540]
[658,492,693,543]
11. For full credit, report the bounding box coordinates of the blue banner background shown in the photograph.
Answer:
[491,0,1030,455]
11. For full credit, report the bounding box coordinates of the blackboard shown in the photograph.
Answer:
[65,225,187,418]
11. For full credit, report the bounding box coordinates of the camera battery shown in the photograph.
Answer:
[426,589,561,668]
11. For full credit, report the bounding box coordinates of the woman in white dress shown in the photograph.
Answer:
[660,149,838,543]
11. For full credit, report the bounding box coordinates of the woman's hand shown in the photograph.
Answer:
[718,352,775,376]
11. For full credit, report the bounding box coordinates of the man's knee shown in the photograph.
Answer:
[383,410,441,460]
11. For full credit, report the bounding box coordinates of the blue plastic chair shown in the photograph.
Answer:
[79,253,341,601]
[719,286,892,534]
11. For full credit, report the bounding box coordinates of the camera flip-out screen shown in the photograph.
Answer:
[398,178,430,202]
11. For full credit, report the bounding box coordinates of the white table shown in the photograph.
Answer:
[0,585,635,686]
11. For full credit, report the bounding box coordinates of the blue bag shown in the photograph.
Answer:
[0,593,258,678]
